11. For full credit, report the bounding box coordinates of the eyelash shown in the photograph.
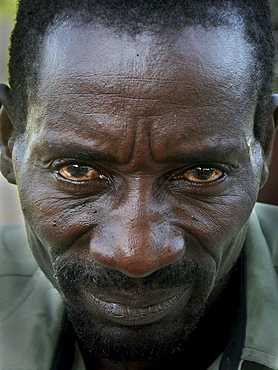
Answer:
[52,159,98,171]
[168,164,230,186]
[51,159,110,184]
[50,159,230,193]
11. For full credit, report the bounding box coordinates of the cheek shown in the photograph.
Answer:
[13,164,96,275]
[19,186,98,248]
[18,185,100,284]
[172,187,256,280]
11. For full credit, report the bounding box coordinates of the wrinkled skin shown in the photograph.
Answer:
[0,21,277,369]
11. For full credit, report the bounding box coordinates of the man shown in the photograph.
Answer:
[0,0,278,369]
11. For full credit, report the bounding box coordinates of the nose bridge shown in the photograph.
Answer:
[120,176,154,228]
[89,178,185,277]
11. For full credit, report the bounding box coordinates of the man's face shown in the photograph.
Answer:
[12,22,265,360]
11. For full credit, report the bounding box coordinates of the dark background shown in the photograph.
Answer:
[255,0,278,204]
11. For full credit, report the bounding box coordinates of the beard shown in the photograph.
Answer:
[53,254,214,362]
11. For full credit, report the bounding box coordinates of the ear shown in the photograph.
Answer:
[260,94,278,188]
[0,84,16,184]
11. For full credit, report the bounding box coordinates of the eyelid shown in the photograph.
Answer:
[49,158,105,173]
[49,160,113,197]
[184,168,224,183]
[58,164,99,181]
[169,163,231,183]
[50,159,112,183]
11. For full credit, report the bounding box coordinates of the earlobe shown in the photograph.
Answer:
[0,84,16,184]
[260,94,278,188]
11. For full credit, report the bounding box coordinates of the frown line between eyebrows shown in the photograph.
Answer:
[35,138,244,169]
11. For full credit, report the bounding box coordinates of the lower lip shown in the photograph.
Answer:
[83,288,190,326]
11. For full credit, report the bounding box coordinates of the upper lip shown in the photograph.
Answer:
[82,285,192,326]
[85,286,187,308]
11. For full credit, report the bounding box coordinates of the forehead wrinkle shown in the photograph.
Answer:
[60,90,225,109]
[40,22,252,95]
[38,75,248,119]
[149,120,253,162]
[36,23,255,134]
[25,108,138,165]
[29,135,134,165]
[31,22,257,170]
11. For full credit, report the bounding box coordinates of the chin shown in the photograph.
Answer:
[53,253,215,361]
[65,298,206,362]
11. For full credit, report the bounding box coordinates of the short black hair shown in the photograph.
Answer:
[8,0,275,145]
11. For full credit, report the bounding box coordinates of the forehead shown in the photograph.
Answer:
[27,21,256,162]
[39,21,252,91]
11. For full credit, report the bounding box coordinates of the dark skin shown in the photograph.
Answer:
[78,260,241,369]
[0,21,278,369]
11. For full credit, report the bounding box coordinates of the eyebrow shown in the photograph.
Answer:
[161,143,243,165]
[42,141,119,163]
[41,139,243,168]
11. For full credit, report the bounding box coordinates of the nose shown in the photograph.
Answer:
[90,220,185,278]
[89,195,185,278]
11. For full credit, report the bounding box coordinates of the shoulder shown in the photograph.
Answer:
[254,202,278,226]
[251,203,278,268]
[0,224,65,368]
[0,223,39,314]
[0,223,37,276]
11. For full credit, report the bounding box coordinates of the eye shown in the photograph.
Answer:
[181,166,224,183]
[57,164,102,181]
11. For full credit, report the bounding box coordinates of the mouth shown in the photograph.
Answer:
[82,287,191,326]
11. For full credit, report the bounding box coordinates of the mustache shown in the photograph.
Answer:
[53,254,212,293]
